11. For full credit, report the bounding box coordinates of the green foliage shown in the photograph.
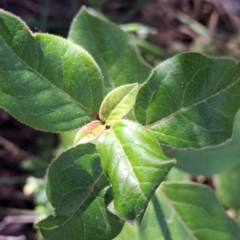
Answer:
[97,120,174,226]
[163,110,240,176]
[135,53,240,148]
[0,9,103,132]
[68,7,151,92]
[37,144,123,240]
[217,162,240,210]
[115,183,240,240]
[99,83,138,125]
[1,6,240,240]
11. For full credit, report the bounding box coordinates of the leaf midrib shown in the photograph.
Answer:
[160,185,239,239]
[110,127,148,201]
[105,87,136,123]
[0,33,95,116]
[147,76,240,128]
[52,172,104,229]
[159,187,198,240]
[84,11,115,90]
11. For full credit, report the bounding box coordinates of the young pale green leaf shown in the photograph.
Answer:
[68,7,151,92]
[0,9,104,132]
[114,183,240,240]
[99,83,138,125]
[97,120,175,226]
[135,53,240,148]
[37,144,123,240]
[217,162,240,210]
[74,120,105,145]
[163,110,240,176]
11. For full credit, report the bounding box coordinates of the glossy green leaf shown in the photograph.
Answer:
[99,83,138,125]
[68,7,151,91]
[217,162,240,210]
[135,53,240,148]
[163,110,240,176]
[74,120,105,145]
[37,144,123,240]
[0,9,104,132]
[97,120,175,226]
[115,183,240,240]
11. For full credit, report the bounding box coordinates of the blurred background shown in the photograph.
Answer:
[1,0,240,239]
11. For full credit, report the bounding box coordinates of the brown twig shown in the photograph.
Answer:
[208,6,219,34]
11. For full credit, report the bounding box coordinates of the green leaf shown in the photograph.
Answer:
[68,7,151,92]
[163,110,240,176]
[0,9,104,132]
[165,166,189,182]
[217,162,240,210]
[115,183,240,240]
[159,182,240,240]
[74,120,105,145]
[37,144,124,240]
[59,129,78,149]
[97,120,175,226]
[113,193,167,240]
[99,83,138,125]
[135,53,240,148]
